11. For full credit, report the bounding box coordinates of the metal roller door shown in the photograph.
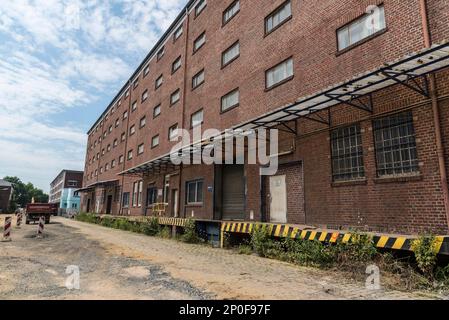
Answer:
[222,165,245,220]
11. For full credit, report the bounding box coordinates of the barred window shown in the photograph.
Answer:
[331,124,365,181]
[373,112,419,176]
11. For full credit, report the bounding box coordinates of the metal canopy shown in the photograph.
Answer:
[235,42,449,132]
[77,179,119,193]
[120,42,449,176]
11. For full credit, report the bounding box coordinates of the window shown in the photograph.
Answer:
[115,118,120,127]
[138,143,144,155]
[195,0,206,17]
[121,132,126,142]
[142,90,148,102]
[129,125,136,135]
[123,110,128,119]
[223,0,240,25]
[222,41,239,67]
[133,79,139,89]
[191,109,203,128]
[147,186,158,206]
[113,139,118,147]
[107,144,111,152]
[132,182,138,207]
[125,89,129,98]
[122,192,130,208]
[152,135,160,148]
[157,46,165,61]
[100,167,103,174]
[266,57,293,89]
[169,123,178,140]
[119,155,124,164]
[163,175,170,203]
[265,0,292,35]
[331,125,365,182]
[101,148,105,155]
[155,75,163,89]
[193,32,206,53]
[192,69,205,89]
[111,159,116,168]
[138,181,143,207]
[337,5,386,51]
[170,89,181,105]
[95,169,98,176]
[174,25,183,41]
[172,56,182,73]
[186,180,203,204]
[153,104,161,118]
[105,163,109,171]
[140,116,146,128]
[373,111,419,176]
[132,101,137,112]
[118,100,122,107]
[67,180,78,187]
[127,150,133,160]
[143,65,150,77]
[221,88,239,112]
[108,125,112,133]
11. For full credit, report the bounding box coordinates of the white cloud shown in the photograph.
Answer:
[0,0,187,192]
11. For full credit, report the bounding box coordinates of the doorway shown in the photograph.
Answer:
[86,199,91,213]
[221,165,245,220]
[106,195,113,215]
[172,189,179,217]
[269,175,287,223]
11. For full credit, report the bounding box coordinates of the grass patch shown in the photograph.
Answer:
[243,227,449,292]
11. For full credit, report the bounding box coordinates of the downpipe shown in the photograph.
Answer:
[419,0,449,231]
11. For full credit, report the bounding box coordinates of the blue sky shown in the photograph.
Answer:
[0,0,187,192]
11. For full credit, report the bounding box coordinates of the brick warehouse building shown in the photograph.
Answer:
[79,0,449,235]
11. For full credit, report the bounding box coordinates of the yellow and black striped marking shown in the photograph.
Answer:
[158,217,188,227]
[220,222,449,256]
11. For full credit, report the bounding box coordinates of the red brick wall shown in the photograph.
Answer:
[263,162,305,224]
[79,0,449,233]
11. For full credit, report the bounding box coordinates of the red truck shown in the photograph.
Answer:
[25,203,58,224]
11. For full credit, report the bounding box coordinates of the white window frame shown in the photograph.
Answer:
[153,104,161,118]
[152,135,160,148]
[222,41,240,67]
[137,143,144,155]
[337,5,386,51]
[174,25,183,41]
[265,0,292,35]
[191,109,204,128]
[193,32,206,52]
[195,0,206,17]
[265,57,294,89]
[223,0,240,25]
[221,88,239,112]
[192,69,205,89]
[170,89,181,105]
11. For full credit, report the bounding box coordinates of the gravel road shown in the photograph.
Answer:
[0,216,444,300]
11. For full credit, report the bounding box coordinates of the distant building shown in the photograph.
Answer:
[0,179,13,213]
[49,170,83,211]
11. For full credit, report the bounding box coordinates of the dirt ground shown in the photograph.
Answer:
[0,216,445,300]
